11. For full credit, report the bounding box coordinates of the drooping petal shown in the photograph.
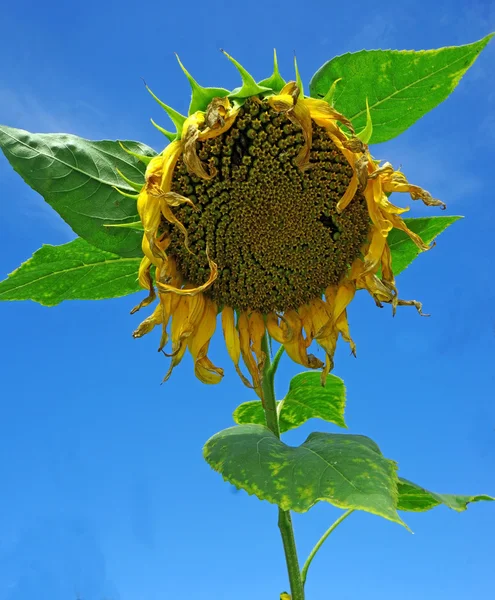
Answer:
[238,312,262,398]
[268,82,312,169]
[162,292,206,382]
[132,302,163,338]
[188,299,224,384]
[335,311,356,357]
[388,213,431,252]
[381,168,446,209]
[156,250,218,296]
[247,311,267,375]
[182,114,214,180]
[362,226,387,275]
[278,310,323,370]
[222,307,253,389]
[266,312,292,343]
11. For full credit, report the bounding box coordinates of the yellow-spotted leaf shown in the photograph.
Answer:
[204,424,406,526]
[309,35,493,143]
[233,372,346,433]
[0,238,141,306]
[389,216,462,275]
[0,126,156,257]
[398,478,494,512]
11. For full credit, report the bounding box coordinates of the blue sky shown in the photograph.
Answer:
[0,1,494,599]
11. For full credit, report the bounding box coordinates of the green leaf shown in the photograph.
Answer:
[398,478,494,512]
[233,372,346,433]
[0,126,156,257]
[389,216,462,275]
[204,424,406,526]
[0,238,141,306]
[309,35,493,143]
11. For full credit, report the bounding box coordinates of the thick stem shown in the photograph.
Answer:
[300,509,354,586]
[261,336,305,600]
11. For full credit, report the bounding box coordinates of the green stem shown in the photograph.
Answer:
[261,336,305,600]
[300,509,354,586]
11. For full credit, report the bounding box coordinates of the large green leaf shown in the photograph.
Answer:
[233,372,346,433]
[0,126,156,257]
[398,478,494,512]
[204,424,406,526]
[389,216,461,275]
[0,238,141,306]
[309,35,493,143]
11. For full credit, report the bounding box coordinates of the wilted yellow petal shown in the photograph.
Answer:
[182,115,215,180]
[248,311,266,373]
[335,311,356,356]
[188,299,224,384]
[363,227,387,274]
[266,312,292,343]
[279,310,323,370]
[132,302,163,338]
[238,312,262,398]
[157,251,218,296]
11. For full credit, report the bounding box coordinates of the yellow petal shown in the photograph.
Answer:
[303,97,354,131]
[132,302,163,338]
[381,169,446,209]
[222,306,240,364]
[222,307,253,389]
[389,213,431,252]
[131,259,156,314]
[363,177,393,236]
[188,299,223,384]
[199,98,239,139]
[379,241,392,280]
[159,200,192,252]
[268,94,294,111]
[334,280,356,321]
[363,227,387,274]
[248,311,266,373]
[297,303,315,343]
[182,115,215,180]
[335,311,356,356]
[157,250,218,296]
[267,81,297,112]
[162,292,206,382]
[307,297,332,338]
[315,324,339,385]
[266,312,292,343]
[290,98,312,170]
[161,191,197,209]
[158,141,183,193]
[238,312,262,398]
[280,310,323,370]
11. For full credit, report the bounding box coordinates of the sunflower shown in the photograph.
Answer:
[126,52,445,397]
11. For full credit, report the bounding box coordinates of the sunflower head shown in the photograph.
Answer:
[126,52,446,397]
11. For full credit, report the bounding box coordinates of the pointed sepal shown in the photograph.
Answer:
[323,78,342,106]
[175,54,230,114]
[118,142,153,166]
[144,82,186,138]
[150,118,177,142]
[115,165,145,190]
[294,55,304,97]
[356,98,373,144]
[104,220,144,231]
[222,50,271,99]
[258,49,286,93]
[112,185,140,199]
